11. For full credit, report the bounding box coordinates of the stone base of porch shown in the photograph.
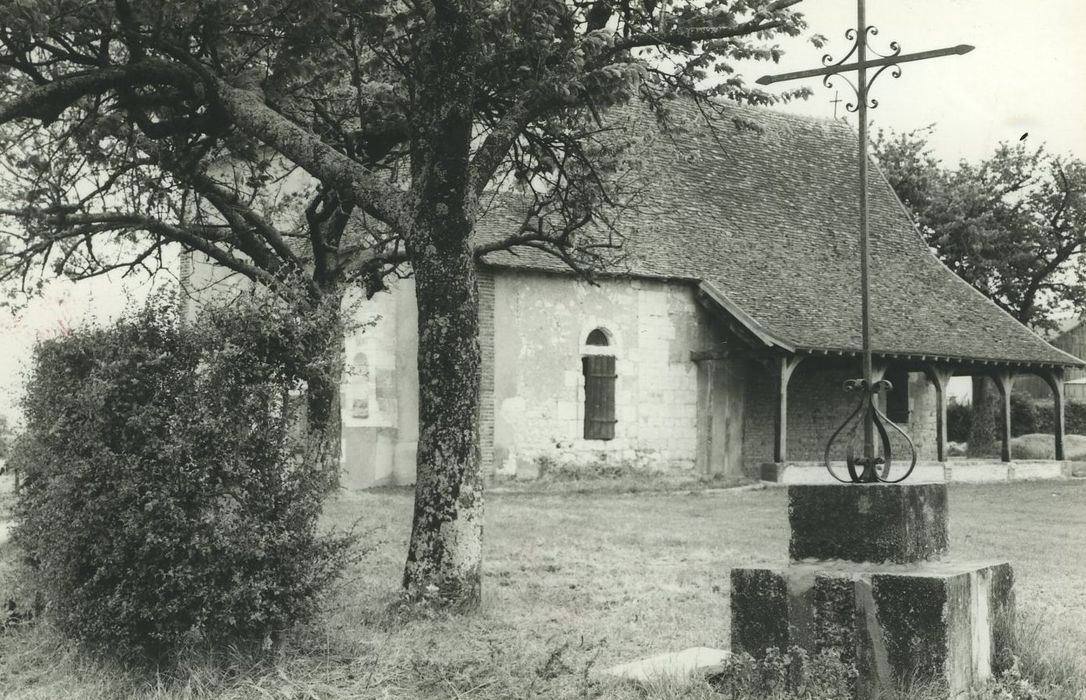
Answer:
[760,460,1072,485]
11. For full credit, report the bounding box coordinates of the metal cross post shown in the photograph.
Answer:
[757,0,973,484]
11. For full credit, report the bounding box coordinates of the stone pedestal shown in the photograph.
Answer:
[731,483,1014,698]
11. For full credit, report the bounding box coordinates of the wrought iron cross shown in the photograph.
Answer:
[757,1,973,484]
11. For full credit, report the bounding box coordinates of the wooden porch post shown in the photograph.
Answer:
[1041,368,1066,461]
[992,370,1016,463]
[924,365,956,462]
[774,356,806,463]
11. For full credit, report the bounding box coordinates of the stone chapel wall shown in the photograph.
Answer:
[488,270,718,476]
[340,277,419,488]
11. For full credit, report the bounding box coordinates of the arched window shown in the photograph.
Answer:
[586,328,610,346]
[582,328,616,440]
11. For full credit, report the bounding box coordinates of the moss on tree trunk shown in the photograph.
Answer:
[402,250,483,609]
[400,0,484,610]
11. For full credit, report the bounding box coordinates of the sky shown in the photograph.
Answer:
[748,0,1086,164]
[1,1,1085,420]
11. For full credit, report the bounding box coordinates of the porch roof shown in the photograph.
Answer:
[476,100,1081,369]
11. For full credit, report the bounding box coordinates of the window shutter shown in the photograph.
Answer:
[583,355,616,440]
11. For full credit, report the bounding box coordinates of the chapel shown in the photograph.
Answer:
[185,100,1081,488]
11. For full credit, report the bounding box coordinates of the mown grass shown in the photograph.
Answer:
[1,479,1085,698]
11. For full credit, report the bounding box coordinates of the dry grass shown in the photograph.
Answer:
[1,480,1085,698]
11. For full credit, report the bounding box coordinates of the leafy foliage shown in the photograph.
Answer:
[0,0,819,302]
[945,394,1086,443]
[873,127,1086,331]
[8,295,354,663]
[0,413,13,462]
[946,398,972,444]
[0,0,821,608]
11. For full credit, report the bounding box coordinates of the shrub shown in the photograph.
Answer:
[9,295,353,663]
[946,398,972,443]
[1030,399,1086,436]
[944,394,1086,441]
[707,647,857,699]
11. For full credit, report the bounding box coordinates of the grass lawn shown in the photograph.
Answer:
[1,479,1085,698]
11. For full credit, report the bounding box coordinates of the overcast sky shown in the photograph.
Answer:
[2,1,1085,420]
[753,0,1086,163]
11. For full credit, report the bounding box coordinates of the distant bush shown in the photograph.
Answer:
[947,399,972,443]
[1032,399,1086,436]
[9,295,353,663]
[945,394,1086,442]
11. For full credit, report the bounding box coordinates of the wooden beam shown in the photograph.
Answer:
[923,364,956,462]
[690,348,729,362]
[773,356,807,463]
[992,370,1017,463]
[1040,368,1066,461]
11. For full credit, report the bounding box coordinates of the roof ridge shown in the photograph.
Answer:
[701,95,845,128]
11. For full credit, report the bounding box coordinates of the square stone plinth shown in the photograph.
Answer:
[789,483,949,563]
[730,560,1014,699]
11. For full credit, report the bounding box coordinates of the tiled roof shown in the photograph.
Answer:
[476,100,1080,368]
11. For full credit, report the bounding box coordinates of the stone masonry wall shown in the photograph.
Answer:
[478,269,496,474]
[490,270,718,475]
[340,277,419,488]
[743,362,939,474]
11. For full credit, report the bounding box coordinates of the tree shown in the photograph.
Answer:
[874,128,1086,455]
[0,0,817,610]
[873,127,1086,330]
[0,414,12,462]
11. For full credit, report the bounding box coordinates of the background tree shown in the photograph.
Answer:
[874,127,1086,454]
[0,0,818,610]
[0,414,12,463]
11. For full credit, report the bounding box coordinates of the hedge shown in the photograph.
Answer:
[946,395,1086,443]
[8,295,353,663]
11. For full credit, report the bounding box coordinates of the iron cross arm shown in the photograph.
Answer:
[756,44,974,86]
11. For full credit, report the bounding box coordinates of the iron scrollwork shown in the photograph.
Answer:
[820,25,904,113]
[823,378,918,484]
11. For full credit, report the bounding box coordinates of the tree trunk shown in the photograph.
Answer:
[302,296,345,492]
[402,248,483,609]
[305,362,343,491]
[968,376,1001,458]
[400,0,483,610]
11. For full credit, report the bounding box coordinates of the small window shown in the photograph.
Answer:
[586,328,610,346]
[583,354,616,440]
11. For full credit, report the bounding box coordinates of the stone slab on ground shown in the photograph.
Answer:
[789,483,949,564]
[602,647,731,682]
[731,560,1014,699]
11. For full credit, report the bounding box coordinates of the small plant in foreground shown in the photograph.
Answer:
[707,646,857,699]
[9,295,354,664]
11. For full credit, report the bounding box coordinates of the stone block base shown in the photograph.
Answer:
[789,483,949,564]
[730,560,1014,698]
